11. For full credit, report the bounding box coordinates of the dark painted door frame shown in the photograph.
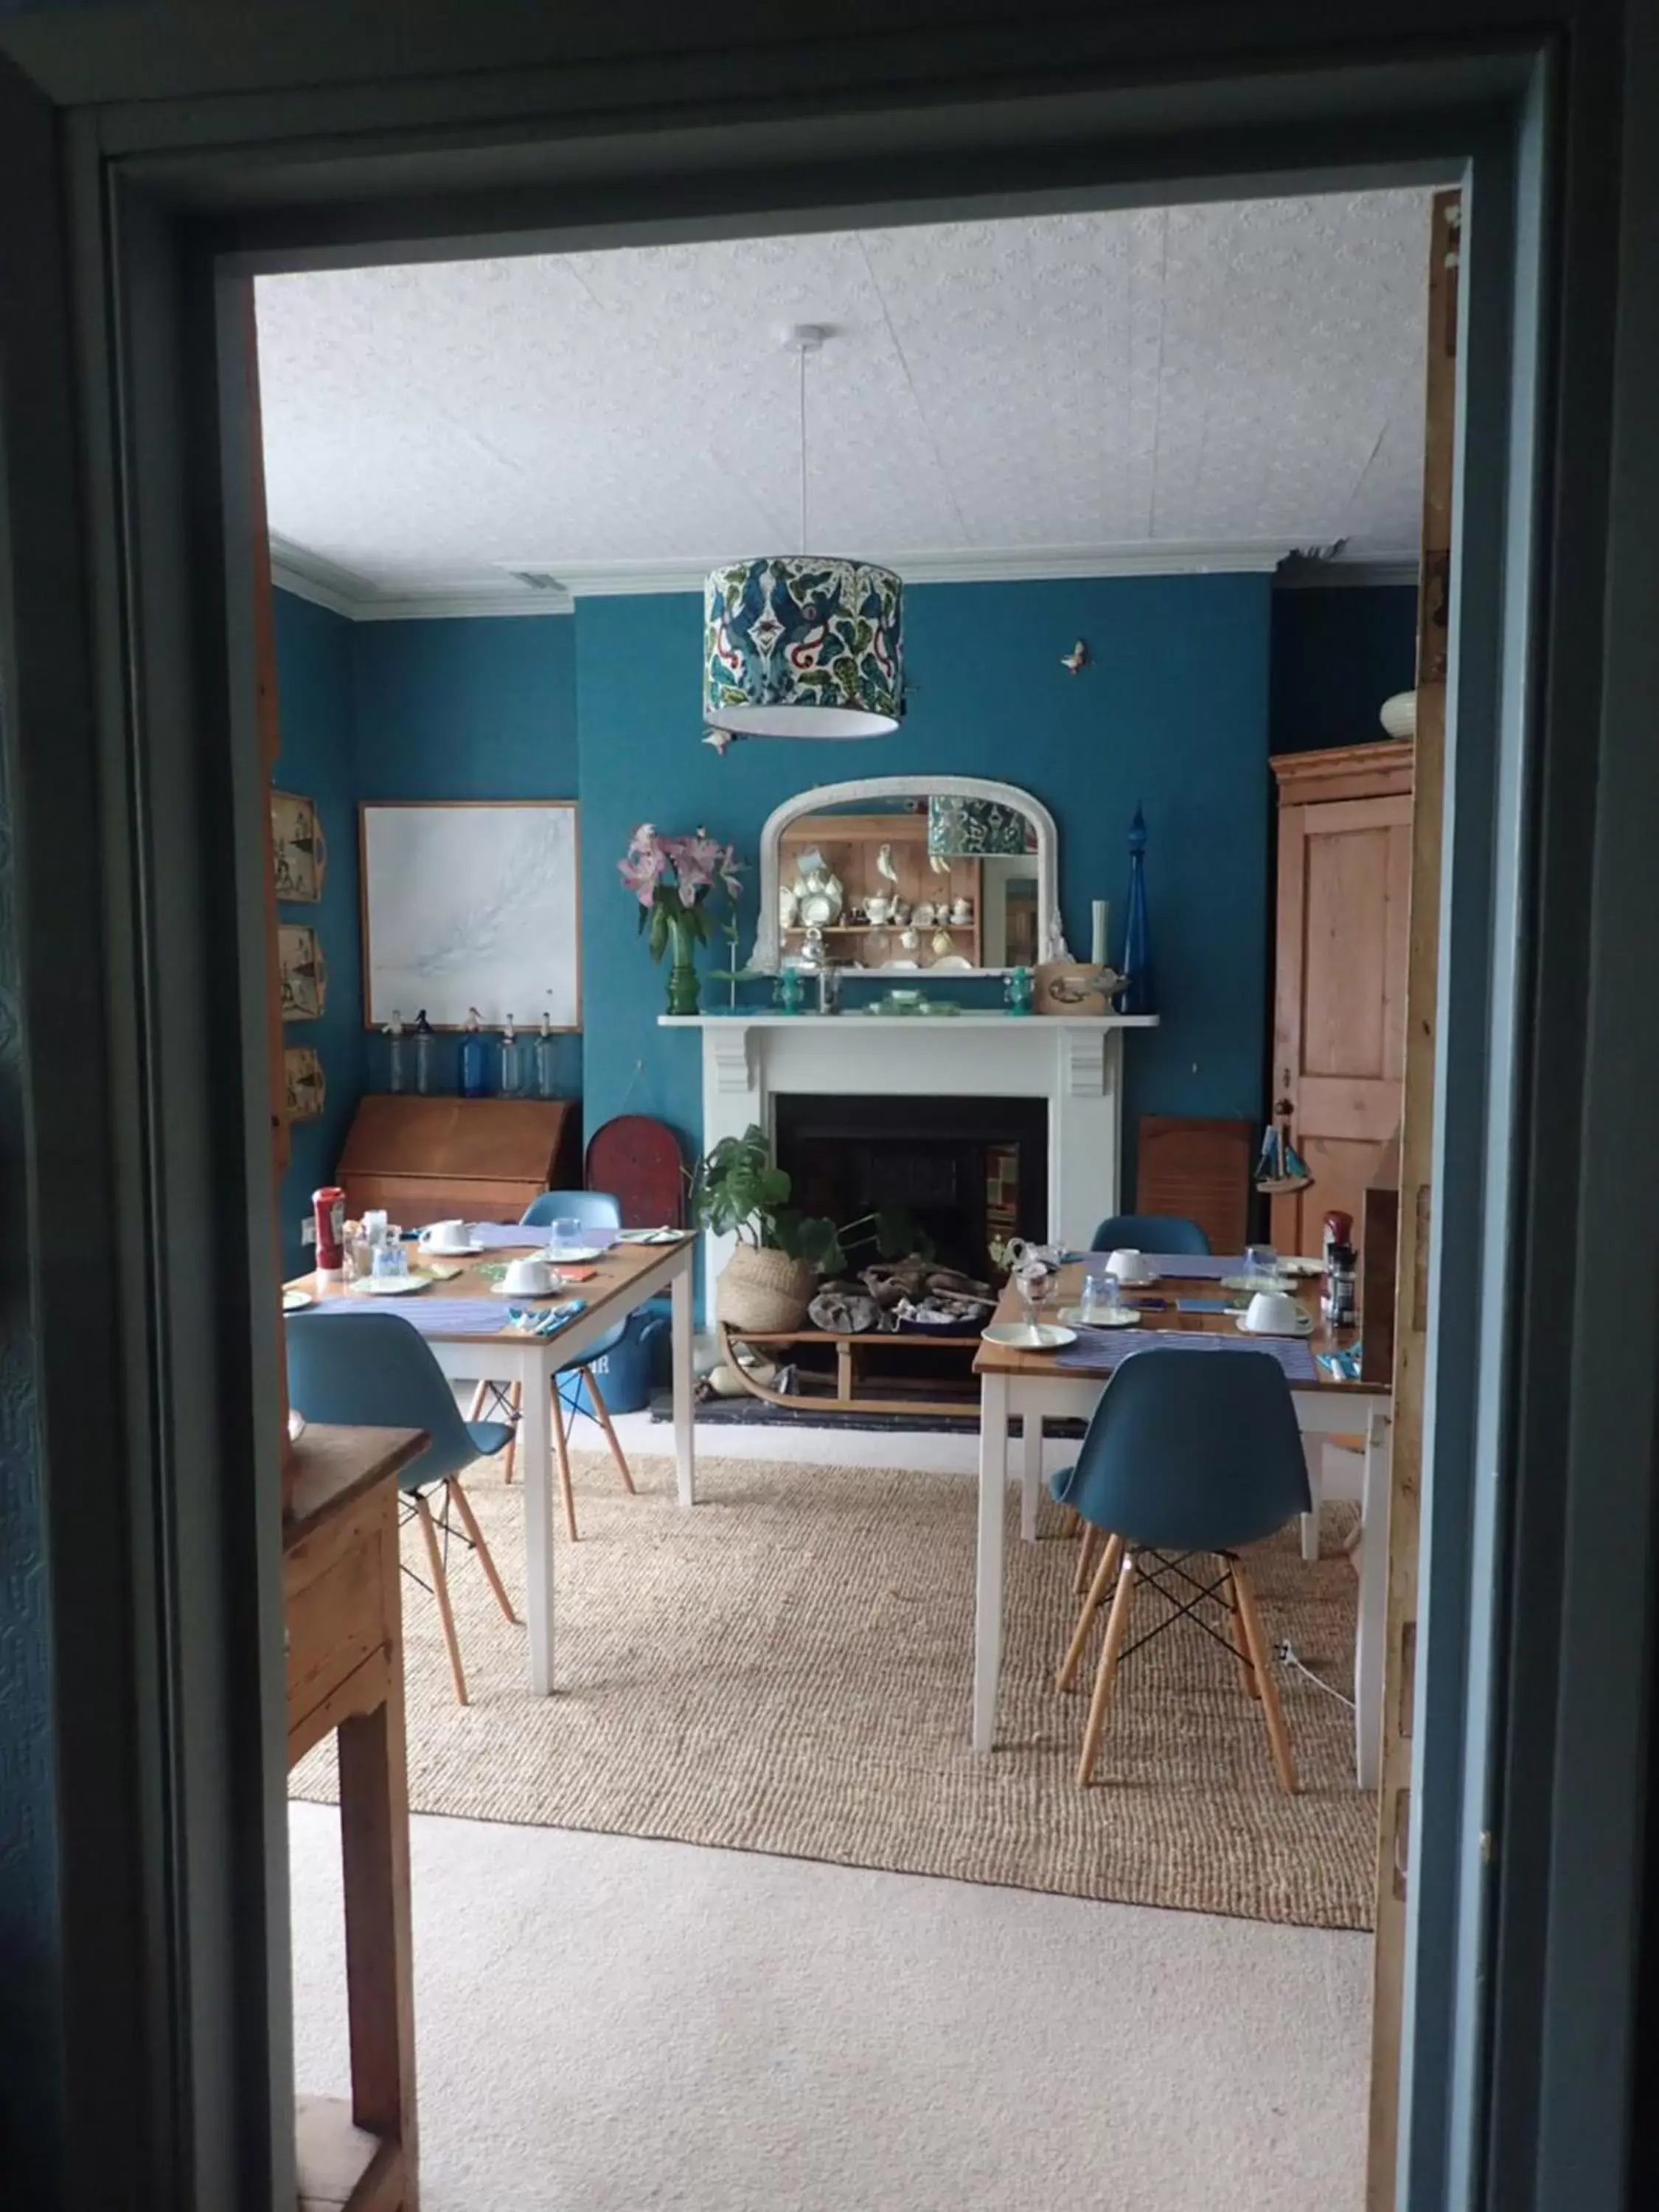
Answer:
[1,11,1652,2210]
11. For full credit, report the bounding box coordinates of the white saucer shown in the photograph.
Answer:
[1236,1310,1315,1339]
[983,1321,1077,1351]
[490,1279,569,1298]
[418,1241,483,1259]
[1276,1256,1326,1278]
[1106,1270,1160,1290]
[1058,1304,1139,1329]
[546,1243,605,1263]
[282,1290,313,1312]
[1220,1273,1297,1295]
[352,1272,434,1296]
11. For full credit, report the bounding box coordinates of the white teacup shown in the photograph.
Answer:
[1105,1248,1155,1284]
[420,1219,473,1253]
[502,1254,557,1298]
[1241,1289,1307,1336]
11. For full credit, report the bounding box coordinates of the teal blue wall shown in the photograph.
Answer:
[348,613,582,1101]
[276,577,1408,1223]
[1269,582,1418,753]
[577,575,1274,1187]
[273,592,364,1273]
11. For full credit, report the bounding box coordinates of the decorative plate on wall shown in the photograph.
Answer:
[284,1046,325,1121]
[271,788,327,902]
[278,925,327,1022]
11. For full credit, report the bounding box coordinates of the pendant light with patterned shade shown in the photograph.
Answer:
[703,327,905,740]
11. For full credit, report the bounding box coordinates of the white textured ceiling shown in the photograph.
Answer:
[255,190,1430,610]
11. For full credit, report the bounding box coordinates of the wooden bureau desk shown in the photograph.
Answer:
[285,1422,427,2212]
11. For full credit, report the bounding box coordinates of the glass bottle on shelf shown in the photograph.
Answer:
[535,1012,557,1098]
[413,1009,435,1095]
[385,1006,406,1093]
[460,1006,488,1099]
[498,1012,521,1097]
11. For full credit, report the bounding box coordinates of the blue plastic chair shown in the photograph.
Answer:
[469,1190,636,1538]
[1088,1212,1211,1256]
[1047,1346,1310,1790]
[288,1310,519,1705]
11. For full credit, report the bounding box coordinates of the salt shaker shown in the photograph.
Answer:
[1325,1241,1357,1327]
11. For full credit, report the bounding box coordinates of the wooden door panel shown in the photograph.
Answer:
[1298,1075,1411,1141]
[1302,825,1396,1078]
[1271,1136,1386,1259]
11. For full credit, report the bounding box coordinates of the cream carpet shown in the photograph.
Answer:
[290,1804,1371,2212]
[291,1453,1375,1930]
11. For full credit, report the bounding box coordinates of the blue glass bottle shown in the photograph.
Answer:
[1117,805,1154,1015]
[460,1006,489,1098]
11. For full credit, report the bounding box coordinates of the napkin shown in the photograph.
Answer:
[504,1298,587,1338]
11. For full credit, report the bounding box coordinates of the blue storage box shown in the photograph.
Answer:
[558,1296,671,1417]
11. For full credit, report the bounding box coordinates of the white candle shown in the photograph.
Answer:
[1091,898,1110,967]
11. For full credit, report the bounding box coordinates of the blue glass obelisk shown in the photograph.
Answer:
[1117,805,1154,1015]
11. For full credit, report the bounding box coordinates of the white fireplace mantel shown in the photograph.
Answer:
[664,1011,1159,1310]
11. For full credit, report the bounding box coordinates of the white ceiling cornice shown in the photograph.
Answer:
[271,533,1419,622]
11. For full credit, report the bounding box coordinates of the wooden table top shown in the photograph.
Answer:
[972,1262,1382,1394]
[285,1233,692,1345]
[283,1422,428,1541]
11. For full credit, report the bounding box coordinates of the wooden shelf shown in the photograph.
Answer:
[782,920,976,933]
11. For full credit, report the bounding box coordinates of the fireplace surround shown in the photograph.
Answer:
[667,1012,1158,1318]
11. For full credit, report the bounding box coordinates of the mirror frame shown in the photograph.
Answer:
[748,773,1071,975]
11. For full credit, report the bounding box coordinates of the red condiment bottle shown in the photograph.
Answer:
[1322,1209,1354,1269]
[313,1185,346,1278]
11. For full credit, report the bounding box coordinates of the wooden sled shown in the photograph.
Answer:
[717,1321,983,1421]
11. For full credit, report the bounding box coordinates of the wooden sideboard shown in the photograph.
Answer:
[338,1093,578,1228]
[286,1422,427,2212]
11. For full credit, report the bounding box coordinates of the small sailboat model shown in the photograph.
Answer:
[1254,1113,1315,1197]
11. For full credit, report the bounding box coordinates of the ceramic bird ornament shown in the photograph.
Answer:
[1061,639,1088,675]
[703,727,741,756]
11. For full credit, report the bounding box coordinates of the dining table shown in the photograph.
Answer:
[285,1229,697,1696]
[972,1259,1391,1786]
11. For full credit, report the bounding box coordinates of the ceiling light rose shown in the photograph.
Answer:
[701,326,905,741]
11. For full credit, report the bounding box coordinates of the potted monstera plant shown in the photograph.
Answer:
[689,1124,819,1330]
[689,1124,928,1332]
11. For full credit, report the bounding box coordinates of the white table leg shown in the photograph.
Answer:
[518,1348,555,1697]
[672,1256,696,1508]
[1020,1400,1043,1542]
[1300,1431,1324,1562]
[973,1372,1010,1753]
[1354,1403,1392,1790]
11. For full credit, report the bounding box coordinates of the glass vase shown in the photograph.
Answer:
[664,913,701,1016]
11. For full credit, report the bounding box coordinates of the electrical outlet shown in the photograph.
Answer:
[300,1217,316,1247]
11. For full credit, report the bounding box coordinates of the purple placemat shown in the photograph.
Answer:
[1052,1328,1318,1382]
[305,1295,511,1335]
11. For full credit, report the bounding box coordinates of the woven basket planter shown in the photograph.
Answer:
[716,1244,817,1333]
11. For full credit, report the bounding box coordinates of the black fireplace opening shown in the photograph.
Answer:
[773,1093,1048,1285]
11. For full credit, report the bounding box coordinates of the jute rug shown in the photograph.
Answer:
[292,1454,1376,1930]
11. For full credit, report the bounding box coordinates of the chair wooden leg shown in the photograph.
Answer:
[582,1366,635,1495]
[1077,1552,1138,1787]
[501,1379,524,1485]
[1222,1560,1261,1699]
[466,1377,493,1423]
[1231,1558,1298,1792]
[549,1380,580,1543]
[414,1492,469,1707]
[446,1478,518,1624]
[1072,1521,1102,1596]
[1057,1533,1123,1691]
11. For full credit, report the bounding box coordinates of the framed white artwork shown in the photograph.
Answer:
[359,800,581,1032]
